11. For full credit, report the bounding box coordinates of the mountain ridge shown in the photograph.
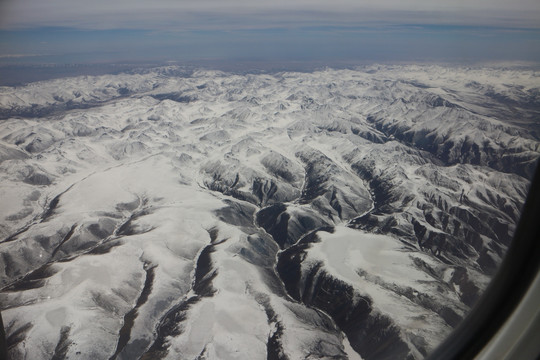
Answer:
[0,64,538,359]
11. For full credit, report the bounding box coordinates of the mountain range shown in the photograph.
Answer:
[0,64,539,359]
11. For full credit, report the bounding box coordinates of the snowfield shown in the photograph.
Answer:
[0,64,538,359]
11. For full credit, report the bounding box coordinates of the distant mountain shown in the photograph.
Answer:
[0,65,538,360]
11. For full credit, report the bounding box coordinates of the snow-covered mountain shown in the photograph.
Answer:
[0,64,538,359]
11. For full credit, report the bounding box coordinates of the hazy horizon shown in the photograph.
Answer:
[1,0,540,68]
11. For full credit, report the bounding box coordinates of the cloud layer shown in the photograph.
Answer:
[1,1,539,64]
[2,0,540,30]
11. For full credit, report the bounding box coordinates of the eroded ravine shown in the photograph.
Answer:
[1,65,537,360]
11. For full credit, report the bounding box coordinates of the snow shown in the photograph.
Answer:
[0,64,537,360]
[304,226,460,351]
[312,227,431,288]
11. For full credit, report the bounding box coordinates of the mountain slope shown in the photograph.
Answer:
[0,64,538,359]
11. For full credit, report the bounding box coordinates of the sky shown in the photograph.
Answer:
[1,0,540,65]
